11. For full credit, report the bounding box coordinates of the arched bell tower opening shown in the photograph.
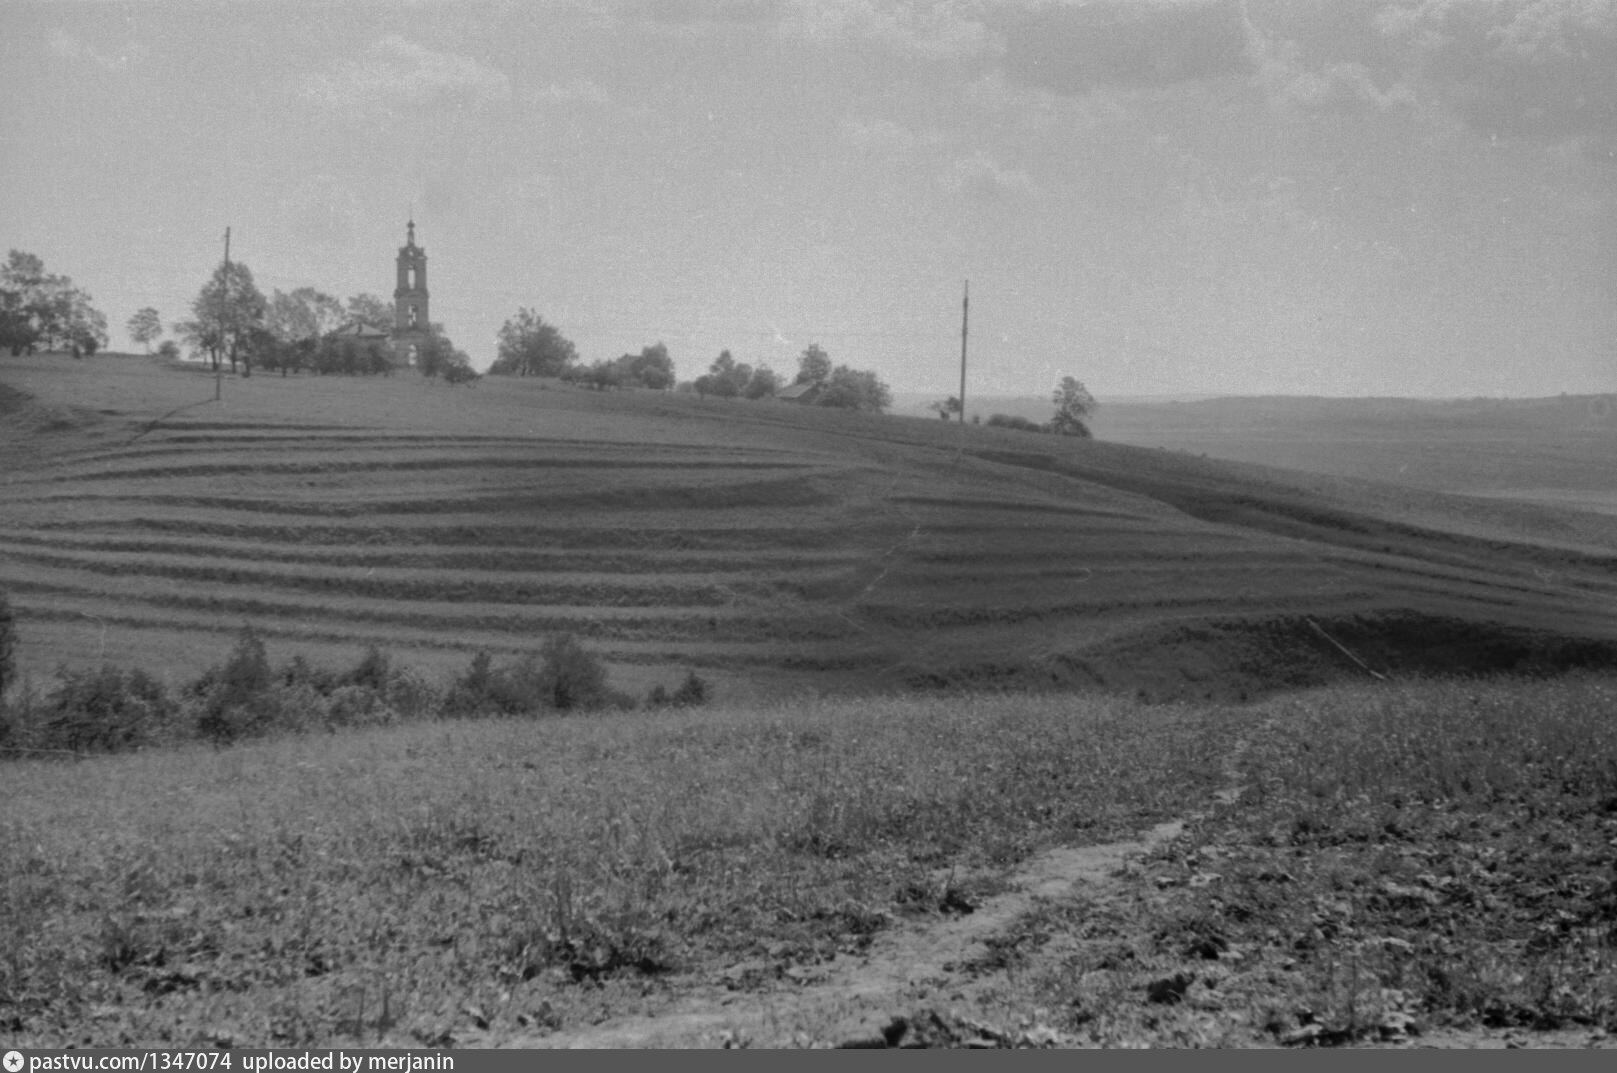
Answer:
[391,218,429,366]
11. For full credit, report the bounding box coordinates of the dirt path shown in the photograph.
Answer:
[505,726,1268,1049]
[511,816,1192,1048]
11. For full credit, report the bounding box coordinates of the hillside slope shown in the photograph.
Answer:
[3,355,1615,701]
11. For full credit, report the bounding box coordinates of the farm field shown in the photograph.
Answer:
[3,353,1617,703]
[1091,394,1617,517]
[6,355,1617,1048]
[4,676,1615,1047]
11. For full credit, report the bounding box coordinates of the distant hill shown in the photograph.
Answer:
[3,355,1615,704]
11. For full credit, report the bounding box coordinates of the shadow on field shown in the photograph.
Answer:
[907,610,1617,704]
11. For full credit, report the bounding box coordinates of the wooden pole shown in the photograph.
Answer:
[959,280,969,423]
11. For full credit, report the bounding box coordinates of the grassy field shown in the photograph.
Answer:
[5,355,1617,1047]
[4,354,1616,704]
[3,677,1612,1047]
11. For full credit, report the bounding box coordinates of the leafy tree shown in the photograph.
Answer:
[127,307,163,352]
[182,260,267,375]
[156,340,180,362]
[0,590,15,699]
[195,625,274,743]
[267,287,344,346]
[795,342,832,385]
[443,356,480,385]
[1049,376,1097,438]
[0,250,107,356]
[416,323,465,380]
[817,364,893,413]
[490,307,577,377]
[567,358,623,390]
[346,293,394,331]
[538,634,609,711]
[619,342,675,389]
[695,349,747,398]
[743,364,781,400]
[60,293,108,357]
[930,396,962,420]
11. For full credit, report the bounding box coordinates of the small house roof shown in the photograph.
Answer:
[777,381,822,401]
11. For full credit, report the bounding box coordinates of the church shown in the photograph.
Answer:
[390,218,430,366]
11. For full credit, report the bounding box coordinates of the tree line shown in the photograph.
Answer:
[488,309,894,413]
[0,250,108,357]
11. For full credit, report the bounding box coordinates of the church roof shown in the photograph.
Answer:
[329,322,391,340]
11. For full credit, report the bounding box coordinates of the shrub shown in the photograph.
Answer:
[194,625,277,744]
[986,414,1046,433]
[538,634,610,712]
[344,645,390,692]
[36,664,176,754]
[442,650,498,717]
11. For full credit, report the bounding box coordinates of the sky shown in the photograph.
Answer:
[1,0,1613,398]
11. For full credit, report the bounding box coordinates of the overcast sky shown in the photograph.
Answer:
[2,0,1612,397]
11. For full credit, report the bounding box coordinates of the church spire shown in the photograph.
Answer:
[406,217,416,247]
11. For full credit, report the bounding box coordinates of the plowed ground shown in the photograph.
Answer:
[4,355,1616,699]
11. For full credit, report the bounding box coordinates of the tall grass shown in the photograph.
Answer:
[0,692,1242,1047]
[1028,674,1617,1045]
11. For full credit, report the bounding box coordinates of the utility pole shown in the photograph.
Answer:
[216,227,230,402]
[959,280,969,423]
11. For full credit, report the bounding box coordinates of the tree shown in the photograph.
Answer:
[795,343,832,385]
[929,396,962,420]
[60,294,108,357]
[743,364,781,400]
[695,349,746,398]
[817,364,893,413]
[346,293,394,332]
[1049,377,1097,438]
[619,342,675,390]
[489,307,577,377]
[415,323,458,379]
[183,260,267,375]
[0,250,107,356]
[537,634,609,711]
[267,288,344,346]
[127,307,163,352]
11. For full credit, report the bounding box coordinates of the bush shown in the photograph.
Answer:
[442,650,499,717]
[444,638,616,715]
[194,625,277,744]
[344,645,390,692]
[647,670,712,710]
[36,665,176,754]
[538,634,610,712]
[986,414,1046,433]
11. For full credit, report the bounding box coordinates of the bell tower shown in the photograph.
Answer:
[392,218,429,365]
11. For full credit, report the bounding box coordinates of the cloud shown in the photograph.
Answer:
[612,0,782,29]
[841,114,946,152]
[996,0,1251,95]
[778,0,1001,60]
[528,78,611,105]
[303,36,510,115]
[47,28,134,71]
[942,150,1042,199]
[1242,1,1617,161]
